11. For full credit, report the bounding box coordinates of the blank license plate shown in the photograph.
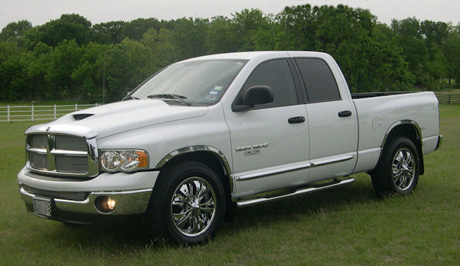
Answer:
[33,197,52,217]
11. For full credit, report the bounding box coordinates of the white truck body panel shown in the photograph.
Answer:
[17,51,441,228]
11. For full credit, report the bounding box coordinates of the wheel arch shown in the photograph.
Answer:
[381,120,424,175]
[155,145,235,220]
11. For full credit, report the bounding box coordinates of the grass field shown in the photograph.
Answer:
[0,105,459,265]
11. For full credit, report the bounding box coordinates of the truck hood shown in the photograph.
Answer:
[47,100,209,139]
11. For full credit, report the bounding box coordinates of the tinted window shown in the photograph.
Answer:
[236,59,298,108]
[295,58,341,103]
[132,59,247,106]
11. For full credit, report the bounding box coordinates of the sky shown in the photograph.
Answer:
[1,0,459,29]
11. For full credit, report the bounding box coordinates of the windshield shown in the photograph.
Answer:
[130,59,247,106]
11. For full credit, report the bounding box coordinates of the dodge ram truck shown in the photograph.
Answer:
[18,51,442,245]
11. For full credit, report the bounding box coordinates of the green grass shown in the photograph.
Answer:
[1,105,459,265]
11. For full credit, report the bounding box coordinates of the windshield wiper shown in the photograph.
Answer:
[124,95,140,100]
[147,94,191,106]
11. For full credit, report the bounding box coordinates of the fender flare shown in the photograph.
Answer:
[156,145,234,193]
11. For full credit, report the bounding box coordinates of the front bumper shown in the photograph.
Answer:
[17,167,158,224]
[19,184,152,224]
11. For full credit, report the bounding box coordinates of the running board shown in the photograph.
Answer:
[236,178,355,208]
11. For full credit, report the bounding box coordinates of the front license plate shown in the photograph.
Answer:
[33,196,52,217]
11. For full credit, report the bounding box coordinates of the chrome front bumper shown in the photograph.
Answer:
[19,184,152,224]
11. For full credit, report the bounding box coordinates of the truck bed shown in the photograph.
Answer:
[351,91,417,99]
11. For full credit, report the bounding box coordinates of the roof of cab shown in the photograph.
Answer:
[182,51,329,62]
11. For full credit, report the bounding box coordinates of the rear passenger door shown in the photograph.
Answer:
[294,57,358,182]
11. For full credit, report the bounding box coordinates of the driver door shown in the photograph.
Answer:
[224,58,310,198]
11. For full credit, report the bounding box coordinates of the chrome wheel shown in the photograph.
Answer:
[371,137,420,196]
[392,148,415,191]
[171,176,217,237]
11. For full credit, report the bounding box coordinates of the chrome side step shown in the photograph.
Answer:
[236,178,355,208]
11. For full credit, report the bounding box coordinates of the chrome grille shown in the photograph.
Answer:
[55,155,88,173]
[30,153,47,169]
[55,135,87,151]
[30,135,47,149]
[26,133,98,178]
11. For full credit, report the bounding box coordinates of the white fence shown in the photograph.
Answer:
[0,104,99,123]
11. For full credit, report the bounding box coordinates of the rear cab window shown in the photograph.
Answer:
[294,58,341,103]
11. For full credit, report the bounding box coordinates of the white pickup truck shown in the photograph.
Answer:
[18,51,442,245]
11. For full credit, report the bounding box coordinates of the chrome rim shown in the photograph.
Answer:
[392,148,416,191]
[171,176,217,237]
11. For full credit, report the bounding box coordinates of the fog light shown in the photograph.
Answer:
[95,196,116,213]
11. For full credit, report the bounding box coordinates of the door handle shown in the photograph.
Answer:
[288,116,305,124]
[338,110,352,118]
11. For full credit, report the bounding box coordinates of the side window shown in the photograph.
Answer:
[235,59,298,108]
[295,58,341,103]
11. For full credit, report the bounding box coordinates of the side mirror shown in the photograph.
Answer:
[232,86,274,112]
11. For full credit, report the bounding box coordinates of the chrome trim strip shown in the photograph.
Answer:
[435,134,443,151]
[156,145,233,193]
[236,162,311,181]
[54,197,90,204]
[51,149,88,157]
[236,155,353,182]
[20,187,34,198]
[382,120,422,148]
[26,148,47,154]
[25,124,97,139]
[311,155,354,167]
[47,134,56,170]
[237,178,355,207]
[91,188,153,196]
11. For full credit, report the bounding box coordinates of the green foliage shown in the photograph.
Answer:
[0,20,32,42]
[1,5,460,102]
[31,14,93,47]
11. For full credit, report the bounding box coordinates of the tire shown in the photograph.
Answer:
[371,137,420,196]
[146,161,226,245]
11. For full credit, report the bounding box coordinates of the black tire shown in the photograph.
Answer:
[371,137,420,196]
[146,161,226,245]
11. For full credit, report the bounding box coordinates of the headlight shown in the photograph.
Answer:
[100,150,149,172]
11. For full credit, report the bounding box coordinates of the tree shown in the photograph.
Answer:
[92,21,126,44]
[232,9,271,51]
[140,28,177,67]
[0,20,33,41]
[276,4,319,50]
[26,42,53,99]
[46,39,83,99]
[391,18,431,87]
[313,5,376,92]
[71,42,110,102]
[206,16,240,53]
[368,24,415,91]
[441,26,460,86]
[171,18,209,59]
[104,38,152,101]
[32,14,93,47]
[0,41,30,100]
[121,18,161,40]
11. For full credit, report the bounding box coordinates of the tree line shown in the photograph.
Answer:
[1,4,460,103]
